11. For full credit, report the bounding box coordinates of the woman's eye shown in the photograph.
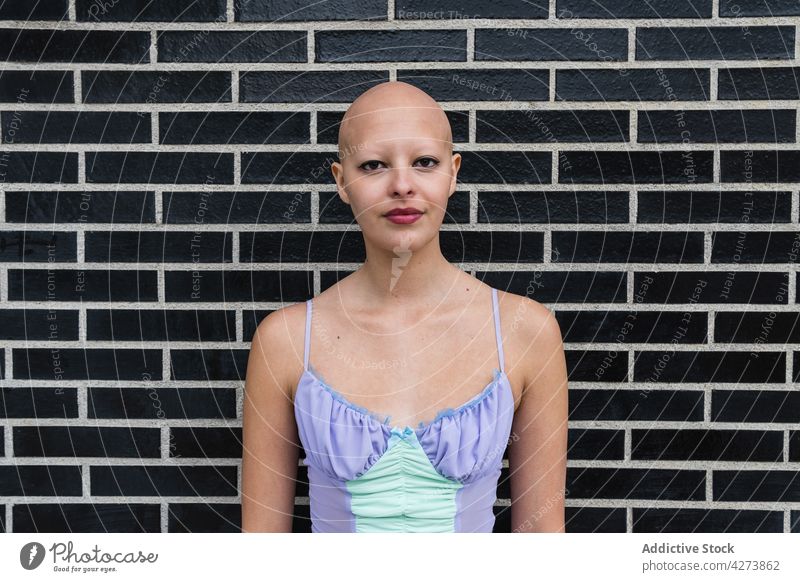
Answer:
[360,160,384,171]
[415,157,438,168]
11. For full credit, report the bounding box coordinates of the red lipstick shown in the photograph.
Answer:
[384,207,424,224]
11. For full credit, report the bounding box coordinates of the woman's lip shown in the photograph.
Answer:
[385,212,423,224]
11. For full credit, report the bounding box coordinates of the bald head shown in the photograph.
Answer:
[337,81,453,161]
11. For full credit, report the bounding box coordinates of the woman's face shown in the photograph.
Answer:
[330,107,461,252]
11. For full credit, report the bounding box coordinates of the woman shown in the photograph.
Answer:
[241,81,568,533]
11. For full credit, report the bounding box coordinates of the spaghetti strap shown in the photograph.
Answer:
[491,288,505,373]
[303,299,312,371]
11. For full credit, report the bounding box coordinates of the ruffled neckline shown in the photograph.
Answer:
[300,364,510,435]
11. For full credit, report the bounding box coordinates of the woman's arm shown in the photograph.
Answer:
[508,300,569,533]
[241,309,301,532]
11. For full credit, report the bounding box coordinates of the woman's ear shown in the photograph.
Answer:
[331,161,350,205]
[448,152,462,197]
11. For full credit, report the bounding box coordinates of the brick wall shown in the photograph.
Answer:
[0,0,799,533]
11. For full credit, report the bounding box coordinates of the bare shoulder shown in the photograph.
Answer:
[495,289,564,391]
[248,301,308,400]
[496,288,560,341]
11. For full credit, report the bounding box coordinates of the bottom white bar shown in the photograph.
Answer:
[1,533,798,581]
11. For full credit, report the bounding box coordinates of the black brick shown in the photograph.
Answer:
[399,68,549,101]
[316,30,466,62]
[716,312,800,343]
[560,150,714,183]
[479,191,630,224]
[0,0,68,20]
[567,350,629,382]
[0,387,78,419]
[164,190,311,224]
[168,503,240,532]
[0,29,149,63]
[236,0,386,21]
[484,265,627,303]
[0,70,73,103]
[634,350,784,383]
[169,349,249,381]
[87,309,236,341]
[2,111,150,144]
[170,427,242,458]
[635,271,788,304]
[638,109,796,143]
[720,0,800,16]
[558,310,707,343]
[86,152,234,184]
[0,465,81,496]
[566,507,626,532]
[718,67,800,101]
[85,231,233,263]
[476,28,628,62]
[0,151,78,183]
[5,191,156,224]
[291,504,311,533]
[557,0,712,18]
[632,429,783,461]
[91,465,237,496]
[0,231,76,262]
[159,111,309,144]
[239,151,351,184]
[238,231,360,262]
[712,390,800,423]
[8,269,159,302]
[88,387,236,420]
[76,0,226,21]
[13,348,162,380]
[157,30,306,63]
[477,110,629,142]
[637,190,792,223]
[82,70,232,103]
[13,504,160,533]
[711,232,800,263]
[569,389,705,422]
[397,0,548,19]
[568,468,706,500]
[454,151,552,183]
[713,470,800,502]
[633,508,783,533]
[0,309,78,340]
[240,70,388,103]
[569,428,624,460]
[636,26,795,61]
[557,68,710,101]
[722,150,800,183]
[14,426,160,458]
[164,270,312,302]
[552,231,705,263]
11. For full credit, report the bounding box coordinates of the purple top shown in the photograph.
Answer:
[293,287,516,532]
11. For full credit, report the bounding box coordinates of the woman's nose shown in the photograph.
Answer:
[389,165,414,196]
